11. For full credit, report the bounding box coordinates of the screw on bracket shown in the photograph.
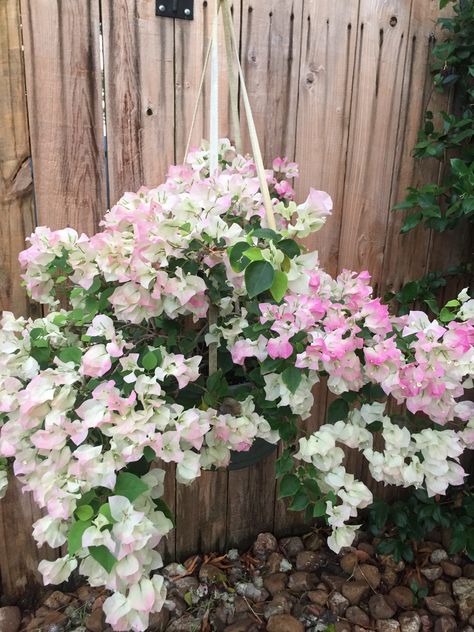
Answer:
[156,0,194,20]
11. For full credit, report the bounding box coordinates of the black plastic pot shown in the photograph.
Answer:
[228,438,277,470]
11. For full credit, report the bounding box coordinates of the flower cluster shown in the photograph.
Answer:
[0,140,472,631]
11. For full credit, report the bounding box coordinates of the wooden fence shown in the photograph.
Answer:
[0,0,470,600]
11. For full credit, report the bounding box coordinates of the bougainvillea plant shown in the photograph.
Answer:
[0,140,472,631]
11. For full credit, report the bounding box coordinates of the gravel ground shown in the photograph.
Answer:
[1,529,473,632]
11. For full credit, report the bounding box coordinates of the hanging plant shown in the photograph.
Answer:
[0,139,473,631]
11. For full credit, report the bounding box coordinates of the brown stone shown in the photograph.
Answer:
[77,585,94,603]
[376,621,400,632]
[263,594,293,620]
[0,607,21,632]
[335,623,353,632]
[328,591,349,617]
[147,609,170,632]
[295,550,324,572]
[42,611,68,626]
[433,616,457,632]
[307,590,328,607]
[346,605,370,626]
[252,532,277,560]
[399,611,421,632]
[267,614,304,632]
[224,615,256,632]
[265,552,286,574]
[369,594,396,620]
[464,564,474,579]
[26,617,45,631]
[340,552,359,574]
[85,609,105,632]
[389,586,414,609]
[199,563,224,582]
[453,577,474,621]
[424,594,455,616]
[172,576,199,597]
[421,566,443,582]
[440,560,462,578]
[288,571,315,592]
[304,532,324,551]
[43,591,72,610]
[342,580,370,605]
[383,567,399,589]
[430,549,448,564]
[354,563,381,589]
[433,580,451,595]
[279,536,304,558]
[321,573,346,592]
[359,542,375,557]
[263,573,288,596]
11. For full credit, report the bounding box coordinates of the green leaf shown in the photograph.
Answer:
[89,545,117,573]
[229,241,251,272]
[143,446,156,462]
[279,474,300,498]
[243,247,264,261]
[141,350,159,371]
[114,472,149,502]
[277,239,301,258]
[75,505,94,521]
[244,261,275,298]
[184,591,193,607]
[281,366,301,394]
[313,499,327,518]
[400,212,423,233]
[288,490,310,512]
[270,270,288,303]
[58,347,82,365]
[68,519,91,555]
[275,450,293,477]
[398,281,419,304]
[439,307,457,323]
[327,398,350,423]
[98,503,116,524]
[251,228,281,241]
[445,299,460,308]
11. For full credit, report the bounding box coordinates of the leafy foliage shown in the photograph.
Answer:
[368,488,474,562]
[394,0,474,232]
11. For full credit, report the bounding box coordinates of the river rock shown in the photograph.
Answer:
[430,549,448,564]
[328,591,349,617]
[354,563,381,589]
[167,615,202,632]
[85,609,105,632]
[342,580,370,605]
[399,611,421,632]
[266,614,304,632]
[253,532,277,559]
[307,589,328,606]
[263,594,293,620]
[434,580,451,595]
[265,552,286,574]
[433,615,457,632]
[295,550,324,572]
[288,571,315,592]
[376,620,401,632]
[279,537,304,558]
[263,573,288,596]
[346,605,370,627]
[340,552,358,574]
[424,593,455,616]
[389,586,414,609]
[369,594,396,620]
[421,566,443,582]
[453,577,474,620]
[440,560,462,578]
[0,607,21,632]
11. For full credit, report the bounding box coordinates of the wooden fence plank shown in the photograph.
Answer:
[100,0,176,560]
[0,0,50,600]
[173,1,242,559]
[294,0,360,277]
[338,0,413,291]
[239,0,304,162]
[227,0,305,546]
[381,1,452,296]
[21,0,106,232]
[101,0,175,204]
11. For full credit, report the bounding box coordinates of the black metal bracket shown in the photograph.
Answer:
[156,0,194,20]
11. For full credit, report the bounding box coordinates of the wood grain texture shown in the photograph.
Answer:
[101,0,175,203]
[21,0,106,232]
[239,0,304,162]
[338,0,413,291]
[0,0,35,316]
[381,0,451,295]
[294,0,360,276]
[174,0,241,159]
[226,454,277,550]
